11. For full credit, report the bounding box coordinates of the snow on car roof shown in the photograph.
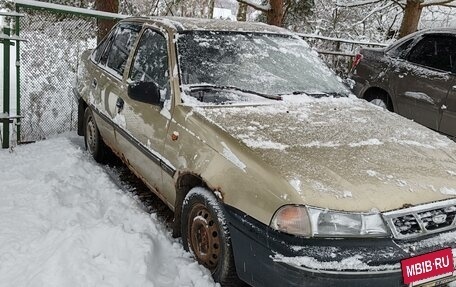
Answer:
[419,27,456,34]
[124,16,291,34]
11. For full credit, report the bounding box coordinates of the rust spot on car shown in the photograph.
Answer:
[171,131,179,141]
[213,188,224,201]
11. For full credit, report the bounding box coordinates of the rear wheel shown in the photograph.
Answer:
[370,98,388,109]
[84,108,106,162]
[181,187,240,286]
[365,91,393,112]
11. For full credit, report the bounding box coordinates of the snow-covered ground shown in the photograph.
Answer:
[0,134,217,287]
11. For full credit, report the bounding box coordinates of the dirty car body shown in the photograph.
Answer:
[351,29,456,138]
[74,17,456,287]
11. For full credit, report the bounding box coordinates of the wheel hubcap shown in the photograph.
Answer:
[370,99,387,109]
[188,204,221,271]
[86,117,97,154]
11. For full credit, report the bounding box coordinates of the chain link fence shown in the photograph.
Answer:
[14,1,125,143]
[17,7,96,142]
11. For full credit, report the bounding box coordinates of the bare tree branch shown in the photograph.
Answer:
[282,0,292,22]
[236,0,271,12]
[421,0,456,7]
[352,1,395,26]
[336,0,383,8]
[390,0,406,9]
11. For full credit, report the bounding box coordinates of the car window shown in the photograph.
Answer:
[387,39,413,59]
[129,28,169,88]
[91,28,115,63]
[408,35,456,72]
[101,24,141,77]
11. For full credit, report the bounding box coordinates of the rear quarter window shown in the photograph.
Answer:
[91,28,115,63]
[387,39,414,59]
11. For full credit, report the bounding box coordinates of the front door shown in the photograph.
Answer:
[117,27,175,206]
[439,80,456,137]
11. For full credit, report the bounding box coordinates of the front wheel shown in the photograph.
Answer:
[181,187,239,286]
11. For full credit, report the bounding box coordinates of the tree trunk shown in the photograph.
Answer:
[398,0,422,38]
[237,2,248,21]
[95,0,119,43]
[267,0,284,27]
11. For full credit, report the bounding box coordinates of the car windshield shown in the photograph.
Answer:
[177,31,350,101]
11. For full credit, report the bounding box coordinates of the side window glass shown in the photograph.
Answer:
[129,29,169,88]
[408,35,455,72]
[104,24,141,77]
[91,28,115,63]
[387,39,413,59]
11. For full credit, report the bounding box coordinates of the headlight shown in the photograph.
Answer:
[270,205,312,237]
[270,205,390,238]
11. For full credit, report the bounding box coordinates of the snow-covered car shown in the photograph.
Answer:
[74,17,456,287]
[351,29,456,138]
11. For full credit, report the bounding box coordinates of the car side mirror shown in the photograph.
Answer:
[128,81,161,105]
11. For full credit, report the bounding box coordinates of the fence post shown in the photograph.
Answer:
[15,7,21,144]
[2,27,11,149]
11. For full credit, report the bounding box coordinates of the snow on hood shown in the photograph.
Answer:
[193,95,456,212]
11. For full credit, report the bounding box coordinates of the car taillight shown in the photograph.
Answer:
[351,53,363,71]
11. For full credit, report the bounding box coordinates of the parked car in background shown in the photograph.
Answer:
[74,17,456,287]
[351,29,456,137]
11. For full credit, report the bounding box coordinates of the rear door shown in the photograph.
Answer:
[95,23,142,149]
[390,34,454,131]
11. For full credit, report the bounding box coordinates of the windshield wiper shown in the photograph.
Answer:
[187,84,283,101]
[290,91,348,98]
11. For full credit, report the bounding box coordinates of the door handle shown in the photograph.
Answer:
[92,79,98,88]
[116,98,124,113]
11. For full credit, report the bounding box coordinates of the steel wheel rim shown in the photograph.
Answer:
[188,203,221,271]
[371,99,387,109]
[86,116,97,154]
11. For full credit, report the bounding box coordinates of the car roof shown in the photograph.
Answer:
[416,27,456,35]
[122,16,291,34]
[386,27,456,50]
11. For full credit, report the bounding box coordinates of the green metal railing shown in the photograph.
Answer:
[1,27,11,149]
[0,10,25,149]
[0,0,126,147]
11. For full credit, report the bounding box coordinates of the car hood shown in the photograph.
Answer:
[193,95,456,212]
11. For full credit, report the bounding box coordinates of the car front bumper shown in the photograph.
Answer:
[224,205,456,287]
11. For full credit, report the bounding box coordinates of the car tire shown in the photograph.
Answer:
[181,187,240,286]
[84,107,106,163]
[365,92,393,112]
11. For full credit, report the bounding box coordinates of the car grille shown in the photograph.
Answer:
[383,200,456,240]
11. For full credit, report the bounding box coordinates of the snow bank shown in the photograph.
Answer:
[0,135,217,287]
